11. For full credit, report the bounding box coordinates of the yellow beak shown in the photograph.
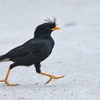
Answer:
[51,26,61,31]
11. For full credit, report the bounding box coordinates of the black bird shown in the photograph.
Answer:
[0,18,64,86]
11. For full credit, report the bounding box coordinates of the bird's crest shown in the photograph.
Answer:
[44,18,57,27]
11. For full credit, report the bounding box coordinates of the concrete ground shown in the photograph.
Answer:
[0,0,100,100]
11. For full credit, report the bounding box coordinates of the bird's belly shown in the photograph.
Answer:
[35,49,52,61]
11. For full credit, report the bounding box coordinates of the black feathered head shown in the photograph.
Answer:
[34,18,60,37]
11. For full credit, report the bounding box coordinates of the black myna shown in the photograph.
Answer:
[0,18,64,86]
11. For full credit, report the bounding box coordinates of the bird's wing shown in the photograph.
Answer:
[6,39,46,58]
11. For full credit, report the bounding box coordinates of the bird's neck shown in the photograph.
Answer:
[34,32,52,39]
[34,35,51,39]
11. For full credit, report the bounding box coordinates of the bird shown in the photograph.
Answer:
[0,18,64,86]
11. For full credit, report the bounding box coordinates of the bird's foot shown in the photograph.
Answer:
[0,79,18,86]
[45,75,64,85]
[39,72,64,85]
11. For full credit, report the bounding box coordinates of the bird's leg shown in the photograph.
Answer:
[35,63,64,85]
[39,72,64,85]
[0,67,18,86]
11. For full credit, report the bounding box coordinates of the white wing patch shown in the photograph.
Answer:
[0,58,10,62]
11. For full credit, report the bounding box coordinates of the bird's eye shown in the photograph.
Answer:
[45,27,50,29]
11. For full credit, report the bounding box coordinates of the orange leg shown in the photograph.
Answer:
[39,72,64,85]
[0,67,18,86]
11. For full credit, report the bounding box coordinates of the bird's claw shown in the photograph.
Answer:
[45,75,64,85]
[0,79,18,86]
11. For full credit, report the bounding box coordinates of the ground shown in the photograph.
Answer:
[0,0,100,100]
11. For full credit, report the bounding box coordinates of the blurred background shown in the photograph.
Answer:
[0,0,100,100]
[0,0,99,33]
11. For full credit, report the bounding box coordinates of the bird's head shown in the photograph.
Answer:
[34,18,60,38]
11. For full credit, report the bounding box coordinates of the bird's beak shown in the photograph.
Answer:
[51,26,61,31]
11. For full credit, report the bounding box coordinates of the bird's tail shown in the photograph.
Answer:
[0,54,10,62]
